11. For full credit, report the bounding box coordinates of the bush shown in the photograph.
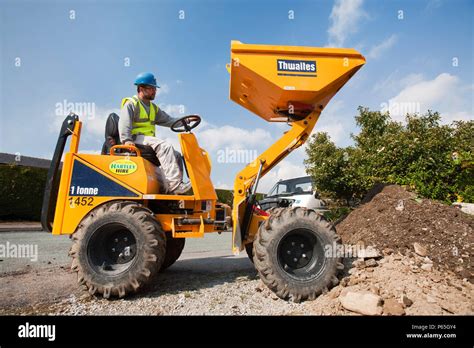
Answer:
[0,164,48,220]
[323,206,352,223]
[305,107,473,203]
[215,189,264,207]
[216,189,233,206]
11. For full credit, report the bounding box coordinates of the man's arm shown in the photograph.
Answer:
[119,102,136,144]
[155,108,180,128]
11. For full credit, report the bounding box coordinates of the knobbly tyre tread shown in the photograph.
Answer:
[244,207,284,263]
[69,201,166,299]
[253,206,344,302]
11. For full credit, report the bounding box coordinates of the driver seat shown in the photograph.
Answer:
[101,113,160,167]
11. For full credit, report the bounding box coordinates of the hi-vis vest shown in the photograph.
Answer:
[121,95,158,136]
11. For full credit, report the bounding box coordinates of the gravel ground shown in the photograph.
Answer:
[49,269,306,316]
[0,231,308,315]
[1,226,472,316]
[2,250,471,316]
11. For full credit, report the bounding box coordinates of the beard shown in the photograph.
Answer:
[144,92,155,101]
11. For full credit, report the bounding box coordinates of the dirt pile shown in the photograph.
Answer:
[337,185,473,282]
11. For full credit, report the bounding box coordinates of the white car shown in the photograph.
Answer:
[259,176,327,212]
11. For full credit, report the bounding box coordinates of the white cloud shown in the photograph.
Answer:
[158,103,187,117]
[372,71,424,94]
[447,111,471,120]
[82,106,121,138]
[277,100,349,163]
[156,83,170,96]
[49,104,120,140]
[399,73,425,88]
[196,125,273,152]
[324,99,345,116]
[382,73,473,123]
[315,122,345,142]
[215,182,232,190]
[327,0,367,47]
[367,34,397,59]
[307,100,346,145]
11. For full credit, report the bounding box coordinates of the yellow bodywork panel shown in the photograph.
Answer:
[78,154,160,194]
[244,213,268,245]
[229,40,365,122]
[52,155,145,235]
[178,133,217,201]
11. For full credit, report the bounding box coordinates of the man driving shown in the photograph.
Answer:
[119,72,191,194]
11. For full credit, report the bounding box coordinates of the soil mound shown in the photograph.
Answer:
[337,185,473,281]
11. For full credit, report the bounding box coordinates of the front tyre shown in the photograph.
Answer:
[253,207,343,302]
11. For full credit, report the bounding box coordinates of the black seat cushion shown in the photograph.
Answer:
[101,113,160,167]
[101,113,120,155]
[135,143,160,167]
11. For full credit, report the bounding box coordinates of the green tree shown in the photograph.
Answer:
[305,107,473,203]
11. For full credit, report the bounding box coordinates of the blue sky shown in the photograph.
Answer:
[0,0,472,191]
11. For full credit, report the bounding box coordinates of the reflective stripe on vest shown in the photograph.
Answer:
[121,95,158,137]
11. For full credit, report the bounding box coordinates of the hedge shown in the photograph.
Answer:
[0,164,48,220]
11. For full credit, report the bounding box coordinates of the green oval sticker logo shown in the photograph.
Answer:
[109,159,138,175]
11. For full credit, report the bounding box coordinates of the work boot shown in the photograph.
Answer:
[172,182,192,194]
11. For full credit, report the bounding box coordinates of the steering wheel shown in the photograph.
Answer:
[171,115,201,133]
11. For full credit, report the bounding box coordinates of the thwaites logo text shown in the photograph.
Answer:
[277,59,317,77]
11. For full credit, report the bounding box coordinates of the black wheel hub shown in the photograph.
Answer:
[108,230,137,264]
[87,223,137,275]
[277,228,326,280]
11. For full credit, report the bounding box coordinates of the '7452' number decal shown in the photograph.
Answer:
[68,197,94,207]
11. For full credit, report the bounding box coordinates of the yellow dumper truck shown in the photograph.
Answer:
[42,41,365,301]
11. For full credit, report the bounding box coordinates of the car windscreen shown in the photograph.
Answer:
[267,177,313,196]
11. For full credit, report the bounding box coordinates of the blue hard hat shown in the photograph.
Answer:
[134,72,160,88]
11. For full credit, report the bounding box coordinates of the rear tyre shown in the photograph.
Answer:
[69,201,166,299]
[160,233,186,271]
[253,207,343,302]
